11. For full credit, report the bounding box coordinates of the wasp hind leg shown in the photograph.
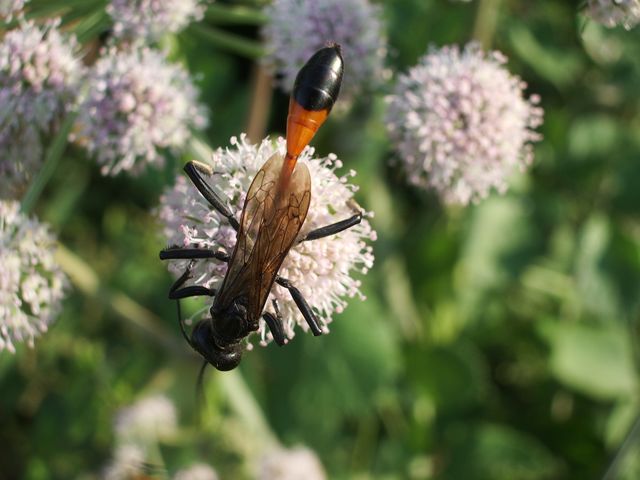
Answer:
[275,277,323,336]
[184,160,240,231]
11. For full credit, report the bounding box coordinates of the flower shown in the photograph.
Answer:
[0,201,68,353]
[103,444,147,480]
[385,43,543,205]
[114,394,178,444]
[0,19,82,198]
[173,464,219,480]
[585,0,640,29]
[107,0,206,41]
[257,446,326,480]
[262,0,387,100]
[0,0,28,20]
[74,46,207,176]
[158,135,375,344]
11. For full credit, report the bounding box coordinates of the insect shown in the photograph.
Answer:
[160,44,363,371]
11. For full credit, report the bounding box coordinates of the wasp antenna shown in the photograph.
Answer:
[195,359,208,422]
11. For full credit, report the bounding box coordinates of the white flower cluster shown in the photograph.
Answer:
[114,394,178,443]
[586,0,640,29]
[158,135,376,344]
[174,464,219,480]
[0,19,82,197]
[107,0,206,41]
[104,394,220,479]
[0,201,68,353]
[262,0,387,100]
[0,0,28,19]
[257,446,326,480]
[385,43,543,205]
[74,46,207,176]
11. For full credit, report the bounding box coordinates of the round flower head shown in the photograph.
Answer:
[103,444,147,480]
[158,135,375,344]
[0,201,68,353]
[262,0,387,100]
[0,0,28,20]
[585,0,640,29]
[74,46,207,176]
[174,464,219,480]
[385,43,543,205]
[0,19,82,197]
[114,394,178,444]
[257,446,326,480]
[107,0,206,41]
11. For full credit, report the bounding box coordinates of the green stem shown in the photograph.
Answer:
[472,0,502,49]
[73,8,110,44]
[21,110,77,215]
[189,24,264,60]
[205,3,267,25]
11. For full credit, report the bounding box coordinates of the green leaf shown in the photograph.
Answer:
[443,423,560,480]
[539,321,638,400]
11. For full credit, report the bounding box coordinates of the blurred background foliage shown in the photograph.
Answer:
[1,0,640,479]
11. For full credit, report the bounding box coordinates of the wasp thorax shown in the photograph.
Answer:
[210,298,250,344]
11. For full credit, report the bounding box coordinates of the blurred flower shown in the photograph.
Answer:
[385,43,543,205]
[0,0,28,19]
[585,0,640,29]
[173,463,219,480]
[103,444,147,480]
[107,0,206,41]
[262,0,387,100]
[0,18,82,197]
[257,446,326,480]
[0,200,68,353]
[74,46,207,176]
[158,135,375,344]
[114,394,178,444]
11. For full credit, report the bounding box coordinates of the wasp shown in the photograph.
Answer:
[160,44,363,371]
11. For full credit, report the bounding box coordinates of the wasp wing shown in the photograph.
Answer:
[215,153,311,321]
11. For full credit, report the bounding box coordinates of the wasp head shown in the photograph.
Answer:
[190,319,243,371]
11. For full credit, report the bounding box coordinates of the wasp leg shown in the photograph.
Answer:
[275,277,323,336]
[168,268,218,299]
[184,160,240,231]
[299,211,362,243]
[160,247,230,262]
[263,299,287,346]
[169,269,216,344]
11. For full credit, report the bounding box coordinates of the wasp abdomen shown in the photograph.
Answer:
[293,45,344,112]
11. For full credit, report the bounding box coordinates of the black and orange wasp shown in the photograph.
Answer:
[159,44,363,371]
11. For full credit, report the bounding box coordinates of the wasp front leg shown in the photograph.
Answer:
[168,269,216,345]
[160,246,230,263]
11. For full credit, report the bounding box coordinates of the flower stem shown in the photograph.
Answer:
[472,0,502,49]
[205,3,267,25]
[217,371,279,448]
[189,24,264,59]
[21,110,77,215]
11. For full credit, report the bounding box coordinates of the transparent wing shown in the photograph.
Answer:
[215,153,311,321]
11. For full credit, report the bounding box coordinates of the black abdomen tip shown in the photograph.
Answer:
[293,44,344,111]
